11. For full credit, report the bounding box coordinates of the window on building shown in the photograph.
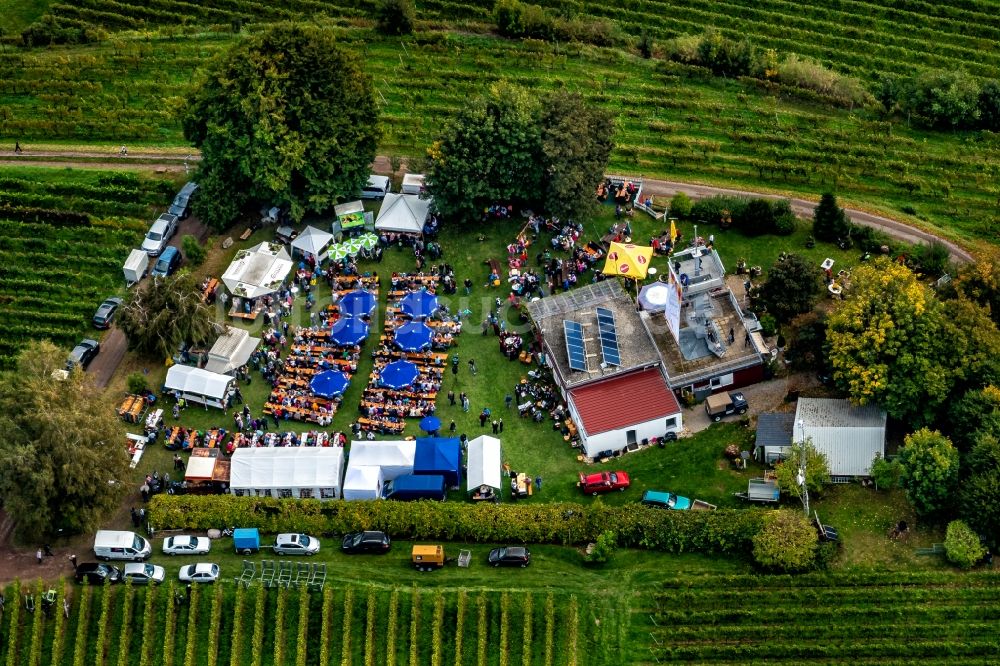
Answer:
[665,417,678,429]
[298,488,313,499]
[278,489,293,499]
[320,488,336,499]
[233,489,245,497]
[260,489,272,498]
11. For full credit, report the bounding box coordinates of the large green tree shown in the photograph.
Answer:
[0,341,129,538]
[183,23,380,230]
[538,92,615,221]
[754,253,822,323]
[118,273,217,361]
[427,83,613,223]
[898,428,960,517]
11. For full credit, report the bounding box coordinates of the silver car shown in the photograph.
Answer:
[141,213,178,256]
[162,535,211,556]
[273,533,320,556]
[122,563,165,585]
[178,563,220,584]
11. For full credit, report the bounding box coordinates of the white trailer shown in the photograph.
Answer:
[124,248,149,286]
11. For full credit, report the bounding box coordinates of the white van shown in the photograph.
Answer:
[361,174,390,199]
[94,530,152,562]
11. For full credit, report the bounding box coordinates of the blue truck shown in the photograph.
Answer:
[383,474,447,501]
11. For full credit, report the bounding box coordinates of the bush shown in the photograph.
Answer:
[127,373,149,395]
[735,199,776,236]
[869,454,902,490]
[669,192,692,219]
[374,0,415,36]
[752,510,819,572]
[181,235,206,266]
[689,195,748,226]
[758,313,777,338]
[150,495,767,554]
[583,530,617,565]
[903,69,981,130]
[943,520,986,569]
[637,29,653,59]
[775,54,871,108]
[771,200,796,235]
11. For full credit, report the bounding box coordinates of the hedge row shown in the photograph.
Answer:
[149,495,766,554]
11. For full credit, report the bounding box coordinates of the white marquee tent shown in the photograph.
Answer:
[466,435,502,493]
[374,193,431,235]
[164,365,234,409]
[205,326,261,375]
[291,225,334,261]
[222,241,293,299]
[229,447,344,499]
[342,465,384,501]
[347,440,416,481]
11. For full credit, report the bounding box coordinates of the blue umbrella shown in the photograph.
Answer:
[338,290,377,318]
[380,360,420,390]
[419,415,442,433]
[310,370,350,399]
[394,321,433,352]
[330,316,369,347]
[400,290,440,320]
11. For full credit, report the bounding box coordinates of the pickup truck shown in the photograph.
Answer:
[705,391,749,422]
[641,490,716,511]
[578,471,630,495]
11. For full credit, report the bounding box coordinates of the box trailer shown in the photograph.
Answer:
[735,478,780,502]
[124,248,149,286]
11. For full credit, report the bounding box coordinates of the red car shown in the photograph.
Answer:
[578,471,630,496]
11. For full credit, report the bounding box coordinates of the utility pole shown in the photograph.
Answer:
[795,419,810,517]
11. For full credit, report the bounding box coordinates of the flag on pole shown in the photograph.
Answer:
[670,219,678,247]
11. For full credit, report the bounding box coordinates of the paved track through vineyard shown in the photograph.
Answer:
[0,150,975,264]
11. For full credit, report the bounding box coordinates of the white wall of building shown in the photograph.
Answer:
[570,402,682,458]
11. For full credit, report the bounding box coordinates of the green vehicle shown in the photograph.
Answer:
[641,490,716,511]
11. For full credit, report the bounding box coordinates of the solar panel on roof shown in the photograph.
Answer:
[595,307,621,367]
[563,320,588,372]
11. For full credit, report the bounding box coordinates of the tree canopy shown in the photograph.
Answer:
[755,253,822,323]
[426,83,613,223]
[752,510,818,572]
[898,428,960,517]
[183,23,380,230]
[118,273,217,361]
[773,440,830,499]
[0,341,129,538]
[812,192,851,242]
[826,259,950,425]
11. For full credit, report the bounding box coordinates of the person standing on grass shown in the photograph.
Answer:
[479,410,488,428]
[36,549,42,565]
[14,142,22,154]
[505,394,513,410]
[449,419,456,433]
[462,394,470,412]
[492,419,499,434]
[468,359,477,375]
[498,418,504,434]
[448,390,455,406]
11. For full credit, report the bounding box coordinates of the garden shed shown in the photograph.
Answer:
[204,326,261,375]
[342,465,384,501]
[414,437,462,488]
[347,440,416,480]
[164,365,234,409]
[229,447,344,499]
[793,398,887,478]
[466,435,501,495]
[754,412,796,464]
[374,193,431,235]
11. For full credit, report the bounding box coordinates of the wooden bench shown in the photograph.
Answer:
[229,307,259,321]
[201,278,219,303]
[239,228,253,241]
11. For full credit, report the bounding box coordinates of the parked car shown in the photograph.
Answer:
[178,563,220,584]
[578,471,630,496]
[93,530,152,562]
[74,563,121,585]
[168,181,198,219]
[151,246,182,277]
[641,490,717,511]
[704,391,749,422]
[341,531,391,554]
[92,297,123,329]
[141,213,179,256]
[162,535,211,556]
[488,546,531,568]
[67,339,100,370]
[361,174,390,199]
[273,533,320,556]
[122,563,165,585]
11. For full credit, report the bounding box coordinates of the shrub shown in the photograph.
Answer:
[869,454,902,490]
[775,54,871,108]
[735,199,775,236]
[690,195,748,225]
[374,0,415,36]
[943,520,986,569]
[583,530,617,565]
[181,235,206,266]
[637,29,653,59]
[669,192,693,219]
[758,313,777,338]
[150,495,766,554]
[127,373,149,395]
[771,200,796,235]
[903,69,981,130]
[752,510,818,572]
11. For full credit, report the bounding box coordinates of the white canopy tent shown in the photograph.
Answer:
[222,241,293,299]
[347,440,415,480]
[164,365,234,409]
[205,326,261,375]
[342,465,384,501]
[466,435,502,493]
[229,447,344,500]
[290,225,334,261]
[374,193,431,235]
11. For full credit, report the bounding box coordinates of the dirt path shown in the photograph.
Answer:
[87,327,127,389]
